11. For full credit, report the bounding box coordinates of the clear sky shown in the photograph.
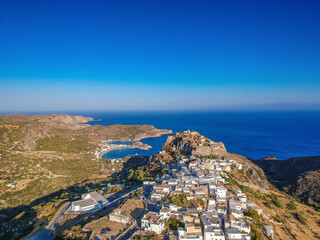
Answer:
[0,0,320,111]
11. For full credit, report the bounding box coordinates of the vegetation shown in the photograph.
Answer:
[37,136,94,153]
[107,186,123,193]
[171,192,189,207]
[287,201,297,210]
[128,169,153,184]
[245,209,260,221]
[226,178,239,186]
[253,190,263,199]
[202,155,219,159]
[165,217,185,230]
[263,201,273,208]
[270,194,282,208]
[272,214,283,223]
[295,212,307,225]
[250,223,263,240]
[198,198,205,206]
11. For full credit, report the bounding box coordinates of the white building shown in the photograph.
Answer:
[141,212,165,234]
[215,186,227,198]
[230,219,250,234]
[71,191,108,212]
[204,226,225,240]
[108,208,129,224]
[150,192,167,201]
[263,225,274,239]
[225,228,250,240]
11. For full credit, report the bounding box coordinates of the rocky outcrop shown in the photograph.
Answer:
[163,130,227,157]
[130,141,152,150]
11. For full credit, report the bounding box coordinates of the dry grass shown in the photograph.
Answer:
[121,199,146,220]
[252,192,320,240]
[85,216,128,239]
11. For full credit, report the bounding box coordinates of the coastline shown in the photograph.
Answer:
[96,143,151,159]
[94,132,171,159]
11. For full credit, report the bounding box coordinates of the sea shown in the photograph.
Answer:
[80,111,320,160]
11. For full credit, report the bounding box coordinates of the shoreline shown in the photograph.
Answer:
[96,144,152,159]
[93,129,172,160]
[95,135,170,159]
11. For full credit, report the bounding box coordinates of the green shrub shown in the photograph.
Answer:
[227,178,239,186]
[263,201,272,208]
[240,185,251,192]
[295,213,307,225]
[198,198,205,206]
[250,223,263,240]
[273,214,283,223]
[165,218,185,230]
[287,201,297,210]
[253,191,262,199]
[245,209,260,221]
[270,194,282,208]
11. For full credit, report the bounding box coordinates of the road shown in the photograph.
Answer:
[117,222,139,240]
[141,188,160,212]
[26,188,140,240]
[26,203,70,240]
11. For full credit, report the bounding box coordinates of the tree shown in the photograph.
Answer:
[245,209,260,221]
[128,169,135,179]
[107,186,123,193]
[165,218,185,230]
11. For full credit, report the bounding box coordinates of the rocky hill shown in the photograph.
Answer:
[163,131,270,191]
[163,130,227,157]
[255,156,320,207]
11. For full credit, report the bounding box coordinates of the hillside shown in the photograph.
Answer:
[255,156,320,208]
[1,121,320,240]
[0,114,171,209]
[164,131,320,239]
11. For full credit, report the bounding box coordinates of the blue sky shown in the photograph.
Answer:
[0,0,320,111]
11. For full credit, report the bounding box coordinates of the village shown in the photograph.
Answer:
[66,155,273,240]
[139,156,273,240]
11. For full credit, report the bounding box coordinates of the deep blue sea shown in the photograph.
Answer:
[80,111,320,160]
